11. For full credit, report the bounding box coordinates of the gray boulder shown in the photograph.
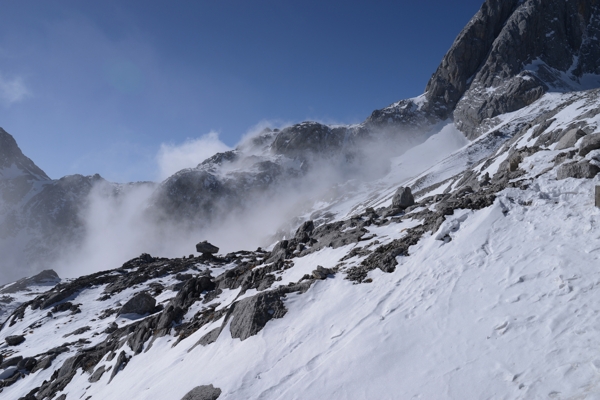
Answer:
[88,365,106,383]
[392,187,415,209]
[556,161,600,180]
[196,241,219,255]
[0,366,17,380]
[294,220,314,244]
[555,128,586,150]
[229,291,287,341]
[16,357,37,372]
[181,385,222,400]
[117,292,156,316]
[0,356,22,369]
[579,133,600,156]
[312,266,334,280]
[5,335,25,346]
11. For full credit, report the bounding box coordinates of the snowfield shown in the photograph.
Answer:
[3,86,600,398]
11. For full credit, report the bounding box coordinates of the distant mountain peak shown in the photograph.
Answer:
[0,127,50,181]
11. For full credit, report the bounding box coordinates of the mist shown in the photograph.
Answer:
[41,122,464,281]
[156,132,231,180]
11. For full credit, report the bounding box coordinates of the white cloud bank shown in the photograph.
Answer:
[156,132,231,180]
[0,73,29,105]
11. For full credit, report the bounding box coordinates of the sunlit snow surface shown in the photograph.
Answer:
[4,91,600,398]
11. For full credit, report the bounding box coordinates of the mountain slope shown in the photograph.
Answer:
[2,87,600,398]
[3,1,600,399]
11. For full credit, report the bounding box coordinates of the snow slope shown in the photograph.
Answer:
[3,87,600,399]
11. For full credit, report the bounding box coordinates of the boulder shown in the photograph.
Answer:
[5,335,25,346]
[181,384,222,400]
[555,128,586,150]
[88,365,106,383]
[228,291,288,341]
[556,161,600,180]
[312,266,334,280]
[579,133,600,156]
[295,220,314,243]
[117,292,156,316]
[196,241,219,255]
[16,357,37,372]
[1,356,22,369]
[392,187,415,209]
[0,366,18,380]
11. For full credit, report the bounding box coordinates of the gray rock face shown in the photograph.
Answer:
[270,121,347,158]
[196,241,219,255]
[392,187,415,209]
[427,0,600,138]
[556,128,587,150]
[228,291,288,341]
[578,133,600,156]
[88,365,106,383]
[181,385,222,400]
[424,0,520,119]
[118,292,156,316]
[556,161,600,180]
[294,220,314,243]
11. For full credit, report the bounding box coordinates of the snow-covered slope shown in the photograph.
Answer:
[4,0,600,399]
[2,86,600,399]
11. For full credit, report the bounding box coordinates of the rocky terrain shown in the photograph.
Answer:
[2,0,600,398]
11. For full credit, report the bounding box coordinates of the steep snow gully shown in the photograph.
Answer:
[5,0,600,399]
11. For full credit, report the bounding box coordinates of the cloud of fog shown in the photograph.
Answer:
[44,122,466,282]
[156,132,231,180]
[0,72,29,105]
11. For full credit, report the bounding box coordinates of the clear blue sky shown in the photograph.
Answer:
[0,0,483,182]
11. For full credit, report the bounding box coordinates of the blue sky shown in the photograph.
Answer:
[0,0,483,182]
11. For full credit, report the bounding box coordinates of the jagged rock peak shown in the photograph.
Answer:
[425,0,519,117]
[0,127,50,181]
[425,0,600,138]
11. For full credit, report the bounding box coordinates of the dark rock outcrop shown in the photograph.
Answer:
[196,241,219,255]
[5,335,25,346]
